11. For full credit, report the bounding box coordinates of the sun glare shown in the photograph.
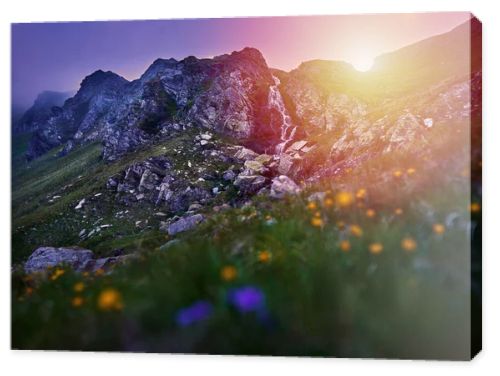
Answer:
[351,56,374,72]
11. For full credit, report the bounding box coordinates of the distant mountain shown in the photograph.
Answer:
[14,90,73,134]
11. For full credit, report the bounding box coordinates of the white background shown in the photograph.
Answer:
[0,0,498,374]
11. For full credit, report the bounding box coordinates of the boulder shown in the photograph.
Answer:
[278,154,294,175]
[270,175,301,199]
[244,160,266,174]
[234,174,267,195]
[233,146,258,161]
[167,214,205,235]
[222,170,236,181]
[24,246,94,273]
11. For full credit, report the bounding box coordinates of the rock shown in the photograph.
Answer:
[278,154,294,175]
[244,160,266,173]
[188,203,203,211]
[234,174,267,195]
[222,169,236,181]
[288,140,308,152]
[254,154,273,165]
[75,198,86,210]
[24,246,94,273]
[167,214,205,235]
[270,175,301,199]
[234,147,258,161]
[200,133,212,140]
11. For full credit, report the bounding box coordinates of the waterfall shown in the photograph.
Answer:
[268,76,296,155]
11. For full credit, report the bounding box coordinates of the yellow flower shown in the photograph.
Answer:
[314,211,322,217]
[355,188,367,199]
[73,282,85,293]
[258,250,272,263]
[366,209,376,218]
[335,191,354,207]
[307,201,317,211]
[50,268,65,281]
[220,265,237,281]
[337,221,346,230]
[94,268,105,277]
[25,287,34,295]
[469,202,481,213]
[407,167,416,175]
[324,197,334,208]
[339,240,351,252]
[82,271,90,278]
[433,223,446,235]
[97,288,123,311]
[394,208,403,216]
[401,237,417,252]
[72,296,84,308]
[393,170,403,178]
[350,224,363,237]
[265,215,273,220]
[311,217,324,227]
[369,242,384,255]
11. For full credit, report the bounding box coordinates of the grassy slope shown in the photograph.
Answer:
[11,129,478,358]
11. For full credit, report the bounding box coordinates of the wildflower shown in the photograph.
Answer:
[401,237,417,252]
[366,209,376,218]
[311,217,324,227]
[228,286,265,313]
[94,268,105,277]
[369,242,384,255]
[469,202,481,213]
[337,221,346,230]
[258,250,272,263]
[25,287,34,295]
[393,170,403,178]
[307,201,317,211]
[97,288,123,311]
[314,211,321,217]
[339,240,351,252]
[73,282,85,293]
[50,268,65,281]
[394,208,403,215]
[336,191,354,207]
[265,215,272,220]
[72,296,84,308]
[220,265,237,281]
[407,167,416,175]
[324,197,334,208]
[433,223,446,235]
[350,224,363,237]
[355,188,367,199]
[175,300,213,327]
[82,271,90,278]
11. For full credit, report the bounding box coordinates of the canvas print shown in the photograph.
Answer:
[11,13,482,360]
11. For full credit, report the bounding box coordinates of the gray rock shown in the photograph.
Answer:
[167,214,205,235]
[24,246,94,273]
[270,175,301,199]
[234,174,267,195]
[222,169,236,181]
[278,154,294,175]
[233,146,259,161]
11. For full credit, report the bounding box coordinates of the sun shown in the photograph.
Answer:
[350,56,374,72]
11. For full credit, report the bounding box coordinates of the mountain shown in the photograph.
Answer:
[23,18,480,182]
[14,90,73,134]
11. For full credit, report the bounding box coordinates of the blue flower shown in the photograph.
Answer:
[228,286,265,313]
[175,300,213,327]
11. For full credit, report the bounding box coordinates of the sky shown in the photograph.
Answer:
[12,12,470,108]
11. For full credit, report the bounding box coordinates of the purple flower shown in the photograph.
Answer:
[228,286,265,313]
[175,300,213,327]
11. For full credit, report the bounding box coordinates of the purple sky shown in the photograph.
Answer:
[12,13,470,108]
